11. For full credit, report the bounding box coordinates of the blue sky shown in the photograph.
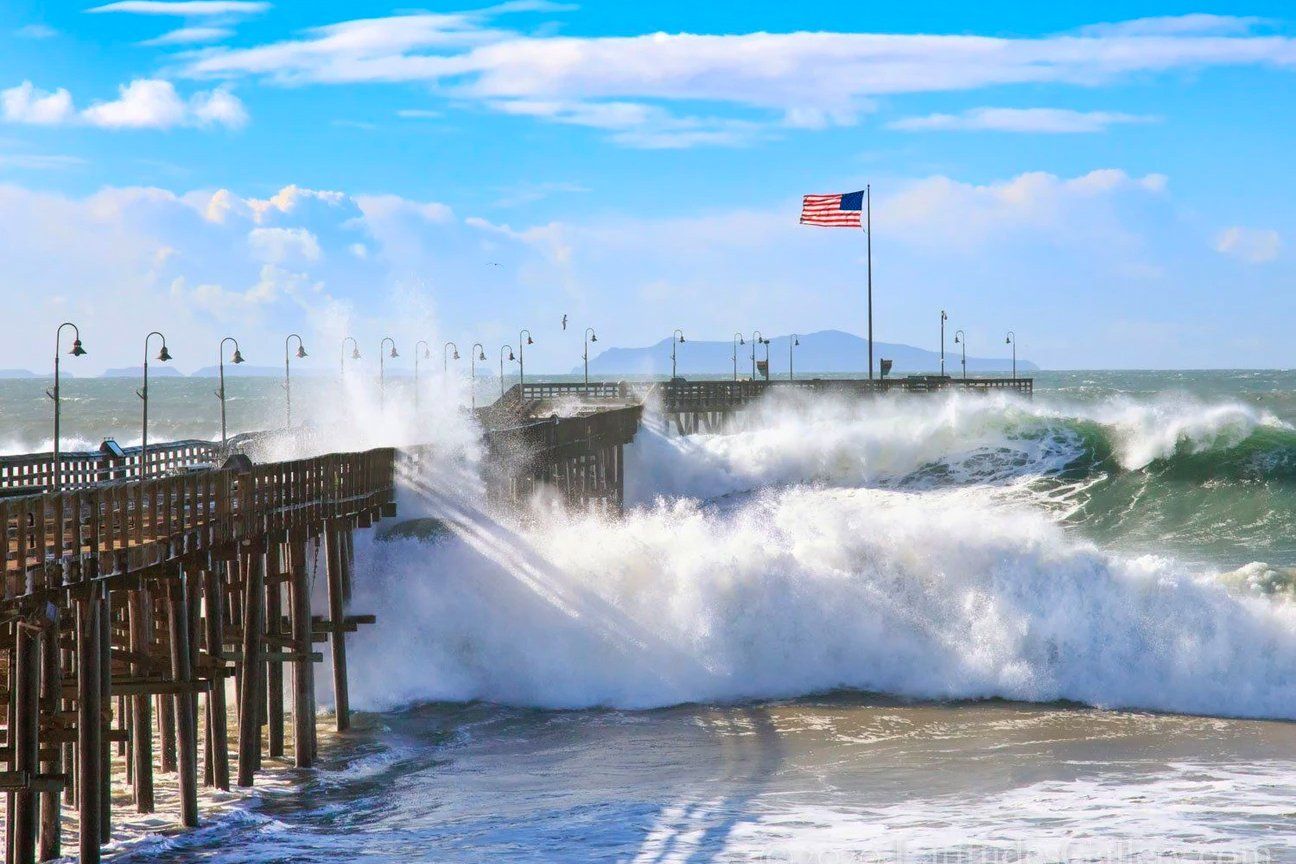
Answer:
[0,1,1293,372]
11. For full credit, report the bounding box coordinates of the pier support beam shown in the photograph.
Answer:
[266,545,285,760]
[325,524,350,732]
[202,567,230,790]
[289,537,315,767]
[13,621,42,864]
[127,588,154,812]
[167,574,198,827]
[236,549,266,787]
[76,588,102,864]
[37,616,61,863]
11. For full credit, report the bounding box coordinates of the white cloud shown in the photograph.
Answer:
[14,24,58,39]
[141,26,234,45]
[1215,226,1281,263]
[181,11,1296,147]
[889,107,1158,134]
[2,79,248,130]
[248,226,322,262]
[0,152,84,170]
[88,1,268,16]
[1,82,75,125]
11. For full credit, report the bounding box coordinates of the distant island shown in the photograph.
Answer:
[580,330,1036,377]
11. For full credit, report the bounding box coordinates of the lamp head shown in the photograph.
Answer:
[478,349,486,361]
[232,348,245,364]
[453,350,460,360]
[389,345,399,359]
[954,335,960,344]
[508,350,515,361]
[739,337,745,345]
[423,347,431,359]
[591,333,598,342]
[351,347,361,360]
[679,334,685,343]
[70,339,86,357]
[1005,335,1012,344]
[157,345,172,362]
[526,335,534,345]
[296,344,308,359]
[794,337,799,346]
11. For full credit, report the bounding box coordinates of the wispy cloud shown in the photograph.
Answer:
[889,107,1159,134]
[177,10,1296,148]
[14,24,58,39]
[140,26,234,46]
[1215,226,1282,263]
[88,1,269,16]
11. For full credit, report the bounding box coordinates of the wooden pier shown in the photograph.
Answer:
[0,443,393,863]
[0,370,1033,861]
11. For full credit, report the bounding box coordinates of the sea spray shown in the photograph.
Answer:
[347,481,1296,718]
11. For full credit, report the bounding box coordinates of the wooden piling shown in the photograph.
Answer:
[127,588,154,812]
[266,544,285,759]
[288,536,314,767]
[13,622,41,864]
[167,575,198,827]
[37,617,61,863]
[324,524,350,732]
[235,549,265,787]
[76,590,102,864]
[202,567,230,790]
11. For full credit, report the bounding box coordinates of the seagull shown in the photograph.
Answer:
[562,314,568,331]
[487,262,502,267]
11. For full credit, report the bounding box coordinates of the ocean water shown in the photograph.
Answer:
[4,370,1296,862]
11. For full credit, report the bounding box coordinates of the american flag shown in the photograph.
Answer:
[800,191,865,228]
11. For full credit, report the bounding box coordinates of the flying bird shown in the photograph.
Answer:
[562,314,568,331]
[487,262,502,267]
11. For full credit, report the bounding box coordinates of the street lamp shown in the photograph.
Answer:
[340,336,360,379]
[583,328,598,386]
[750,330,765,380]
[444,341,460,375]
[789,334,800,381]
[731,333,745,382]
[518,329,533,389]
[671,329,685,379]
[500,345,516,397]
[285,334,307,427]
[470,343,486,410]
[414,340,431,413]
[137,331,171,480]
[48,321,86,490]
[216,337,244,443]
[954,330,966,381]
[1006,331,1016,381]
[379,337,398,411]
[940,310,948,376]
[762,337,772,381]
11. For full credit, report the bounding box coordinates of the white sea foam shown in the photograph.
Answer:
[348,469,1296,717]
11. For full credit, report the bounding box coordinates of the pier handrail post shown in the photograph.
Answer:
[49,321,86,491]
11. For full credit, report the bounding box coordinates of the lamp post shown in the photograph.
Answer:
[379,337,398,411]
[762,338,771,381]
[470,343,486,410]
[789,334,800,381]
[283,334,307,427]
[731,332,745,382]
[750,330,765,380]
[340,336,360,379]
[940,310,948,376]
[414,340,430,413]
[444,341,460,375]
[671,329,685,379]
[500,345,516,397]
[48,321,86,490]
[1006,331,1016,381]
[518,329,534,390]
[137,331,171,480]
[216,337,244,443]
[954,330,966,381]
[583,328,598,386]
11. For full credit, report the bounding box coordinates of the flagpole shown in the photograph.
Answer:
[866,184,873,382]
